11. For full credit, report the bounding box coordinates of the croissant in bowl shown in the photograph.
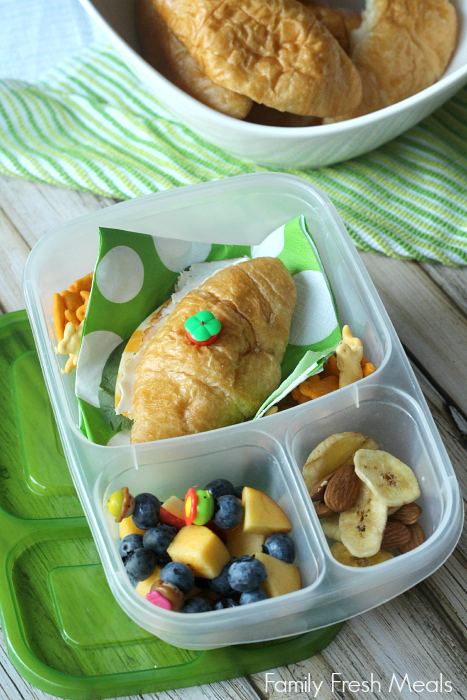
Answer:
[136,0,363,120]
[136,0,458,125]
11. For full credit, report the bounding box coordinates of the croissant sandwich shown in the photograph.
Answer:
[115,257,297,444]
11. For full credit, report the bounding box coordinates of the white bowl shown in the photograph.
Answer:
[80,0,467,169]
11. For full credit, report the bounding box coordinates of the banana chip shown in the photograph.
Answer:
[354,449,421,508]
[331,542,394,567]
[303,432,378,492]
[321,514,341,542]
[339,482,387,558]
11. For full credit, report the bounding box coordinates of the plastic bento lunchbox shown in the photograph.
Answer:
[23,173,463,650]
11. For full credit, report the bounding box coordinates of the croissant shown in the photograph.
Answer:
[326,0,458,121]
[130,257,297,443]
[300,1,362,55]
[135,0,253,119]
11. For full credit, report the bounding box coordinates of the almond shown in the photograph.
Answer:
[388,502,422,525]
[314,501,335,519]
[381,521,411,549]
[398,522,426,553]
[310,477,331,502]
[324,463,360,512]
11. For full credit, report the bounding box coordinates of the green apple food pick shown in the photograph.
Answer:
[184,488,215,525]
[107,486,135,523]
[185,310,221,346]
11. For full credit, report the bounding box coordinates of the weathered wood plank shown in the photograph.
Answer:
[421,262,467,316]
[0,175,117,248]
[408,367,467,631]
[322,590,465,700]
[0,205,30,313]
[360,252,467,419]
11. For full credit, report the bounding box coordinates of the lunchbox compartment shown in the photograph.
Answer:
[286,384,454,574]
[92,430,327,646]
[98,431,324,580]
[26,173,392,440]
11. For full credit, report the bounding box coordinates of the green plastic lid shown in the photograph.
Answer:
[0,311,341,700]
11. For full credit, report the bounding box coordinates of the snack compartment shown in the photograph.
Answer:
[285,382,462,583]
[288,384,452,534]
[92,428,328,648]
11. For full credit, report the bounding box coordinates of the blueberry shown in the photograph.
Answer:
[119,534,143,562]
[234,485,244,499]
[214,597,239,610]
[143,525,176,565]
[180,597,211,613]
[263,532,296,564]
[132,493,161,530]
[127,573,138,589]
[228,556,267,592]
[212,495,244,530]
[204,479,236,500]
[124,548,157,581]
[210,562,236,597]
[240,588,268,605]
[159,561,195,595]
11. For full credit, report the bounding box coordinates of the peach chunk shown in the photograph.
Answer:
[119,517,146,540]
[226,523,265,558]
[167,525,230,579]
[242,487,292,536]
[255,552,301,598]
[136,566,161,598]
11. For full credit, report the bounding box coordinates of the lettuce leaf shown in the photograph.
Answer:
[98,340,134,433]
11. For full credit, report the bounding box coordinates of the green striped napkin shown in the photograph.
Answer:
[1,41,466,264]
[76,216,340,446]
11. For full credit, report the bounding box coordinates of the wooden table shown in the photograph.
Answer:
[0,173,466,700]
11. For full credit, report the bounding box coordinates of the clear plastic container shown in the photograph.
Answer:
[23,173,463,649]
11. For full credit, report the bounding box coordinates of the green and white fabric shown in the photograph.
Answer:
[1,41,467,264]
[76,216,341,445]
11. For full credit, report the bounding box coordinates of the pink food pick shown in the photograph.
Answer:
[146,590,173,610]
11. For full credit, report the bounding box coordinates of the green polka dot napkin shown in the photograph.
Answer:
[1,41,467,264]
[77,216,341,445]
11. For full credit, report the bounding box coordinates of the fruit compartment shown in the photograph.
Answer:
[92,429,327,647]
[286,383,460,582]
